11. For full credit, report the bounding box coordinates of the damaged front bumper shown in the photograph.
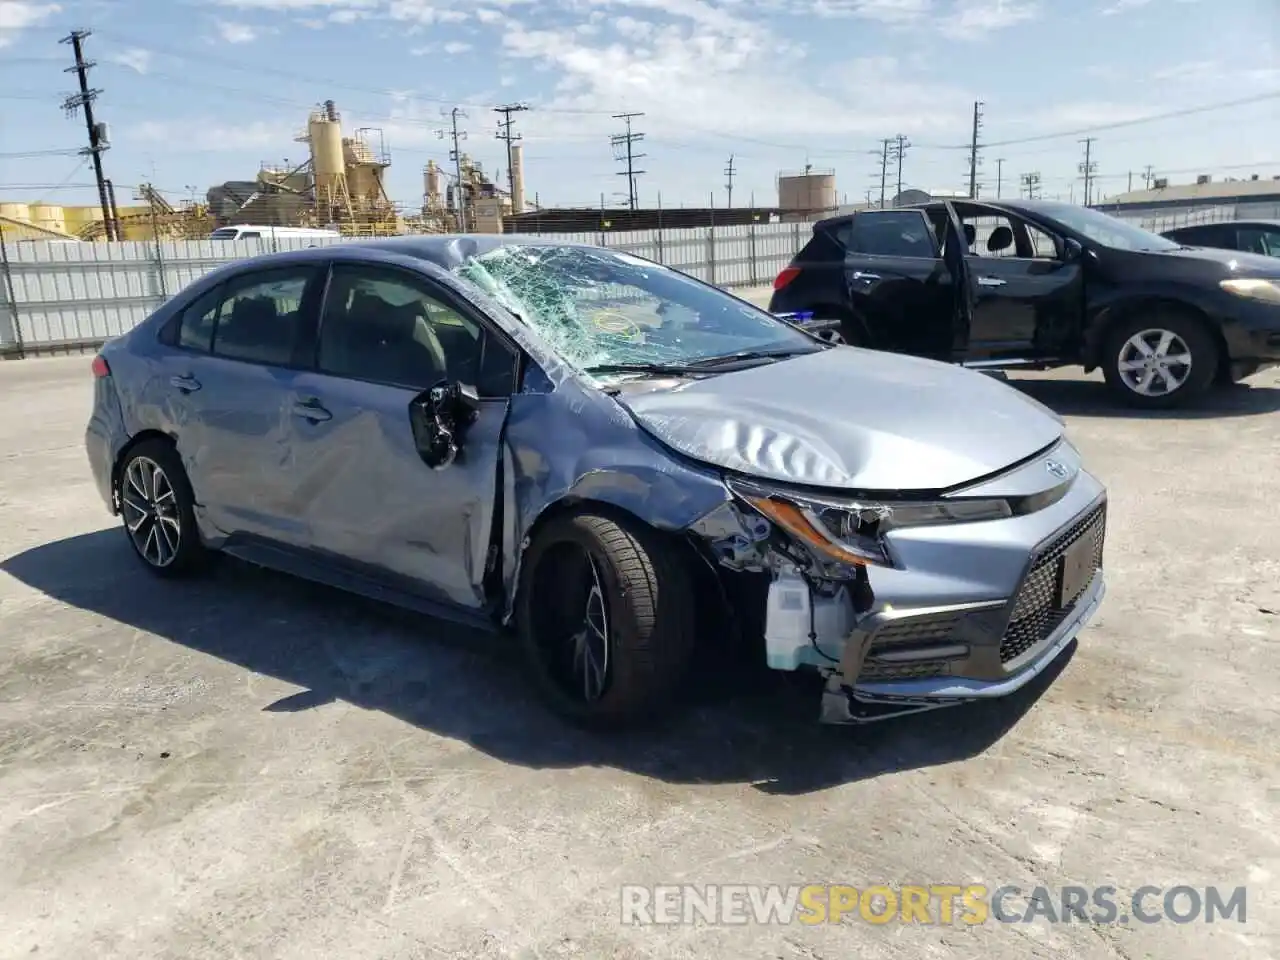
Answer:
[690,448,1109,724]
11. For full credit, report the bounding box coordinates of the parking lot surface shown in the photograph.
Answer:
[1,355,1278,960]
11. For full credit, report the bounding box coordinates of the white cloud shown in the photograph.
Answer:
[939,0,1040,39]
[0,0,60,47]
[110,46,152,73]
[215,19,259,41]
[1101,0,1199,14]
[128,119,295,151]
[808,0,933,22]
[442,39,471,53]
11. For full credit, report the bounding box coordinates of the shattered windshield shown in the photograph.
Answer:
[449,244,820,374]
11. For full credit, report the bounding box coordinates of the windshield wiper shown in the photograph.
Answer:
[681,348,816,368]
[582,362,705,376]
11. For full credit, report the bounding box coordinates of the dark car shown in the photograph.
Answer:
[768,199,1280,408]
[1161,219,1280,259]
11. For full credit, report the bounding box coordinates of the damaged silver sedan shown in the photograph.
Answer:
[85,236,1106,727]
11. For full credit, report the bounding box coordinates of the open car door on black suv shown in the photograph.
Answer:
[768,207,971,362]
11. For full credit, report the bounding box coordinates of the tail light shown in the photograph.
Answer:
[91,354,110,378]
[773,266,801,291]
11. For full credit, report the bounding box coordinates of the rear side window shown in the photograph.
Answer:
[847,212,938,257]
[1237,227,1280,257]
[177,286,222,352]
[212,267,317,366]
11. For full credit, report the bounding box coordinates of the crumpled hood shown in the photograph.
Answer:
[616,348,1063,492]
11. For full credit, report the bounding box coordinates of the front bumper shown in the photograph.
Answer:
[750,450,1109,722]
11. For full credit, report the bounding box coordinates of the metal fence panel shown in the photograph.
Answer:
[0,224,810,356]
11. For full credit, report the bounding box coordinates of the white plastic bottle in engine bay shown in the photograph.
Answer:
[764,571,854,670]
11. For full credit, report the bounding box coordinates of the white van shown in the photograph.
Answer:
[209,225,341,241]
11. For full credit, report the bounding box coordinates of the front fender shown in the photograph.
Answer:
[1081,282,1221,369]
[500,380,731,620]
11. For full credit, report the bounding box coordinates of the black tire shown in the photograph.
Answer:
[1100,308,1219,409]
[516,510,696,729]
[116,438,208,578]
[811,314,863,347]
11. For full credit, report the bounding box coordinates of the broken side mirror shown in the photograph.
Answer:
[409,379,481,470]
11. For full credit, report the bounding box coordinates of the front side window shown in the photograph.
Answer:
[317,264,492,390]
[1237,227,1280,257]
[449,244,822,373]
[211,268,314,366]
[1037,202,1180,252]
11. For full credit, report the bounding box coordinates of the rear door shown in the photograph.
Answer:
[284,260,517,610]
[154,263,326,544]
[840,209,956,358]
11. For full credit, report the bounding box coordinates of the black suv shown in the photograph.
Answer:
[769,198,1280,408]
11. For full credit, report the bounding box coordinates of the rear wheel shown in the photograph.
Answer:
[812,315,863,347]
[1101,309,1218,409]
[117,439,208,577]
[516,510,696,729]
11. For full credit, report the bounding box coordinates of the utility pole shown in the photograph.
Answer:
[1078,137,1098,206]
[1142,164,1155,190]
[493,102,528,209]
[438,107,468,231]
[888,134,910,204]
[877,138,892,208]
[723,153,736,208]
[1020,171,1041,199]
[60,30,115,241]
[995,157,1006,198]
[610,112,646,211]
[967,100,984,199]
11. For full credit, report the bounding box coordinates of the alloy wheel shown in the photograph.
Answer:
[569,553,611,702]
[120,456,182,568]
[816,329,847,345]
[1116,328,1193,397]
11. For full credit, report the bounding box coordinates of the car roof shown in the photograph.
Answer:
[814,196,1079,231]
[1166,219,1280,229]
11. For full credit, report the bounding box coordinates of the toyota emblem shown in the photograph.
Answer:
[1045,459,1068,479]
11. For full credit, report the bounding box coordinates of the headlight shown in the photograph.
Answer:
[1220,278,1280,304]
[726,477,1012,568]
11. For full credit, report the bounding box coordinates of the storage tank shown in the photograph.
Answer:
[424,161,442,206]
[308,112,346,196]
[0,202,31,223]
[510,142,526,214]
[30,204,67,235]
[778,170,837,218]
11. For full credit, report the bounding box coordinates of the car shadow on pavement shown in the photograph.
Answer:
[1011,375,1280,419]
[3,529,1068,797]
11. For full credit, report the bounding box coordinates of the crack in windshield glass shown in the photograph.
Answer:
[451,244,818,375]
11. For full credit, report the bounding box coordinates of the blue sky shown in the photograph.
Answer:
[1,0,1277,213]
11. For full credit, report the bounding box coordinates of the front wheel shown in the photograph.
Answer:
[516,511,696,729]
[1101,310,1219,409]
[117,439,208,577]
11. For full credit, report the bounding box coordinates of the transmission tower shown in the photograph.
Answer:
[437,107,469,231]
[888,134,910,204]
[723,153,736,208]
[494,102,528,210]
[1020,171,1042,199]
[610,112,646,210]
[60,30,116,241]
[876,138,892,208]
[1142,164,1155,190]
[966,101,984,199]
[1078,137,1098,206]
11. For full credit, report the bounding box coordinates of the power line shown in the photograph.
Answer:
[610,112,645,211]
[723,153,736,208]
[888,134,910,203]
[1019,171,1041,199]
[1078,137,1098,205]
[437,107,468,231]
[494,101,528,210]
[59,30,118,241]
[966,101,984,198]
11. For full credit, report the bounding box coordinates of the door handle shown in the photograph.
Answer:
[169,374,201,393]
[851,271,881,281]
[976,276,1006,288]
[292,399,332,423]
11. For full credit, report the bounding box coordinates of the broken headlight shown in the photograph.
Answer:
[726,476,1012,568]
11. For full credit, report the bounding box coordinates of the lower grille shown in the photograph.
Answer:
[859,659,953,682]
[999,502,1106,664]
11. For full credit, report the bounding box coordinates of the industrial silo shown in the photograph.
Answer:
[777,169,837,221]
[0,202,31,223]
[308,102,348,205]
[30,204,68,235]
